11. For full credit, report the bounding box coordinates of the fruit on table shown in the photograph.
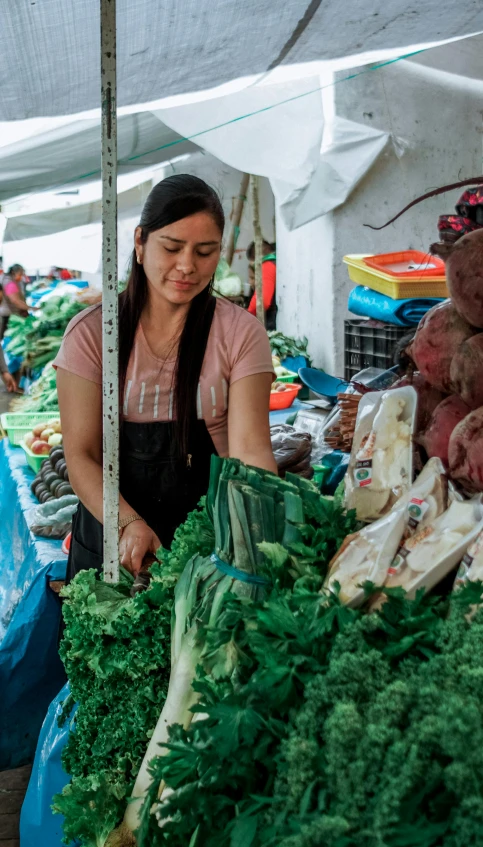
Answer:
[48,433,63,447]
[31,439,51,455]
[26,419,62,453]
[31,446,73,502]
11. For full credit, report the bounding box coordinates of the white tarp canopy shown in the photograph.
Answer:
[0,111,194,202]
[2,16,483,238]
[1,0,482,120]
[3,179,153,241]
[153,79,396,230]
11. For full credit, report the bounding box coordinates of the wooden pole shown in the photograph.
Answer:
[224,172,249,267]
[250,175,265,326]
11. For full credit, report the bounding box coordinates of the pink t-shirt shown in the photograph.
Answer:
[53,298,273,457]
[4,281,19,297]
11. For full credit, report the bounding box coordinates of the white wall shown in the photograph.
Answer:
[277,61,483,374]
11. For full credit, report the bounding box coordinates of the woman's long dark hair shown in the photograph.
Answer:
[119,174,225,457]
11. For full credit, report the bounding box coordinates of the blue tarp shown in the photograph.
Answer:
[0,439,67,769]
[348,286,443,327]
[20,683,75,847]
[2,338,22,375]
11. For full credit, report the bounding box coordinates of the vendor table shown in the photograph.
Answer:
[269,397,314,426]
[0,439,67,769]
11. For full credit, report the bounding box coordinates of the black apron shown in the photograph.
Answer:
[66,308,218,583]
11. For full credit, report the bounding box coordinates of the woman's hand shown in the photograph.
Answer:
[119,520,161,577]
[2,371,16,392]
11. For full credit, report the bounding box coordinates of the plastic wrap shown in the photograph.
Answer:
[31,494,78,538]
[344,387,417,522]
[326,457,448,607]
[270,424,313,479]
[385,499,483,599]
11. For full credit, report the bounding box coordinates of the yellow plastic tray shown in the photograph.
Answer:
[343,254,449,300]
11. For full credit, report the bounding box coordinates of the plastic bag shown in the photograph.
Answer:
[293,409,334,465]
[384,499,483,599]
[270,424,312,478]
[31,494,78,539]
[20,683,75,847]
[344,387,417,522]
[326,457,448,607]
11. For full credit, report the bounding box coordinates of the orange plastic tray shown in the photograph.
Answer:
[363,250,445,278]
[269,383,302,411]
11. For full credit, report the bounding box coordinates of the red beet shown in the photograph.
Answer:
[410,300,476,392]
[416,395,471,467]
[449,407,483,491]
[392,373,445,431]
[450,334,483,409]
[432,230,483,328]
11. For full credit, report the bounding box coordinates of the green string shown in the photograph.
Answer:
[27,46,428,195]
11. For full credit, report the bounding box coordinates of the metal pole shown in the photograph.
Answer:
[250,175,265,326]
[224,173,250,267]
[101,0,119,583]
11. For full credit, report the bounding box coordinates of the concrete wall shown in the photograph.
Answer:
[277,61,483,374]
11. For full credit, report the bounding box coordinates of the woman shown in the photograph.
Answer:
[0,264,28,339]
[246,240,277,331]
[55,175,277,581]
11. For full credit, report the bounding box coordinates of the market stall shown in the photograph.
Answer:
[0,0,481,844]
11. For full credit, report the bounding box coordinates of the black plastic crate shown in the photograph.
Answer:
[344,320,409,382]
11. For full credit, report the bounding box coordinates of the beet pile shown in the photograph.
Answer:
[406,229,483,491]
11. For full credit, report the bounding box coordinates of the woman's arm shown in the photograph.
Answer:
[228,372,277,474]
[57,368,160,575]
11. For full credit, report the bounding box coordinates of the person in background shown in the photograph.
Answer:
[246,240,277,330]
[59,269,73,281]
[0,264,29,339]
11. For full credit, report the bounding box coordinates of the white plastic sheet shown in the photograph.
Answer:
[156,86,394,230]
[4,180,153,241]
[154,77,325,230]
[272,117,392,230]
[0,112,193,202]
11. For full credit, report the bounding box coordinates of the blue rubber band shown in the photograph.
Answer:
[211,552,269,586]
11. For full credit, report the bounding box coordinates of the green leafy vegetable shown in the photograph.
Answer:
[268,332,311,364]
[53,499,215,847]
[138,582,483,847]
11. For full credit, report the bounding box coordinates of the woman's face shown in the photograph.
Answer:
[135,212,222,307]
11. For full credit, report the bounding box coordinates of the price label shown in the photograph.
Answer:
[355,460,372,487]
[388,547,409,576]
[407,497,429,529]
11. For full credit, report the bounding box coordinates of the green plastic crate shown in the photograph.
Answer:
[20,440,50,473]
[0,412,59,447]
[274,370,298,383]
